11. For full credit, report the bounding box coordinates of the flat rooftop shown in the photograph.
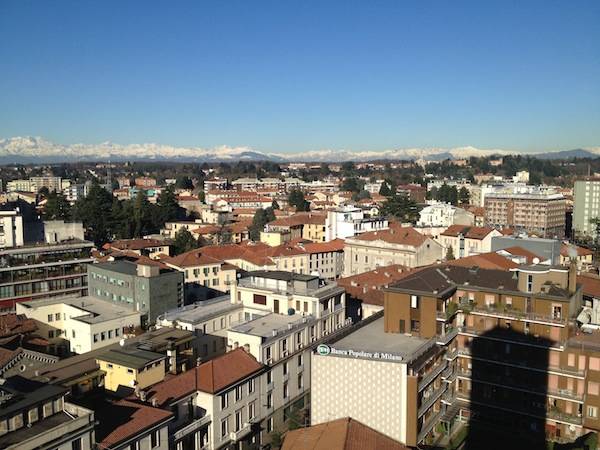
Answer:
[158,295,241,326]
[249,270,318,282]
[97,347,165,369]
[20,296,139,324]
[230,312,308,340]
[330,317,430,361]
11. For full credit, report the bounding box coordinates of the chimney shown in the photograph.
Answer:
[569,258,577,294]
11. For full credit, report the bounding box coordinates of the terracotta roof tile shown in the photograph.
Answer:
[447,252,518,270]
[197,348,263,393]
[352,224,428,247]
[281,417,409,450]
[561,243,593,257]
[0,313,38,338]
[441,225,497,240]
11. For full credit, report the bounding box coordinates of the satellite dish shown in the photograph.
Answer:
[532,257,540,264]
[119,339,125,347]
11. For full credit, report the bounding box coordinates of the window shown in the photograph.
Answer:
[235,409,242,431]
[283,362,288,376]
[72,329,76,338]
[127,368,134,374]
[283,381,289,398]
[410,295,419,309]
[43,402,53,417]
[249,401,256,420]
[297,373,303,390]
[411,320,420,333]
[590,357,600,371]
[48,330,54,338]
[267,370,273,385]
[526,274,533,293]
[55,313,60,321]
[221,417,228,437]
[589,382,600,396]
[115,328,120,337]
[235,385,243,402]
[28,408,38,423]
[48,314,53,322]
[253,294,267,305]
[588,406,598,418]
[220,392,228,410]
[108,330,113,339]
[267,392,272,408]
[101,332,106,341]
[297,354,303,367]
[150,430,160,448]
[267,417,273,432]
[248,379,255,394]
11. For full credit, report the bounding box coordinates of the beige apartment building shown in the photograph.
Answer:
[484,192,566,238]
[343,225,443,276]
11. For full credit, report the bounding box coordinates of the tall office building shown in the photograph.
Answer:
[573,179,600,238]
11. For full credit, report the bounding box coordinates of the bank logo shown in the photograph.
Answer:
[317,344,331,356]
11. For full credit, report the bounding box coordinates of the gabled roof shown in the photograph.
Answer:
[441,225,498,240]
[105,238,168,251]
[0,313,37,338]
[561,243,593,258]
[196,348,263,393]
[164,249,223,268]
[281,417,409,450]
[268,212,327,227]
[499,246,543,264]
[578,273,600,299]
[301,239,345,254]
[447,252,518,270]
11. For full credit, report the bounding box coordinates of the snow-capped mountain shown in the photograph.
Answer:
[0,136,598,163]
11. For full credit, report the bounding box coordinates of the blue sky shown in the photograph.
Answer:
[0,0,599,153]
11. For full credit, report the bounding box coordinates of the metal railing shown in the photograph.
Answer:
[173,415,211,441]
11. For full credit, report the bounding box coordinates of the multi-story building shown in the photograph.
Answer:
[573,179,600,238]
[16,295,141,355]
[0,209,24,248]
[397,184,427,204]
[0,375,95,450]
[30,176,66,192]
[485,190,566,238]
[302,239,345,280]
[88,258,184,325]
[6,179,33,193]
[97,346,166,391]
[158,270,351,448]
[343,224,443,276]
[325,205,388,242]
[0,239,94,312]
[313,262,600,447]
[103,238,171,259]
[62,183,89,203]
[438,225,503,258]
[417,203,474,228]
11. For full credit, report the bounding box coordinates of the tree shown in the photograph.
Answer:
[446,246,455,260]
[198,191,206,203]
[175,176,194,190]
[132,191,155,238]
[157,185,184,226]
[248,208,275,242]
[379,182,393,197]
[458,187,470,205]
[271,200,280,210]
[73,182,114,245]
[352,190,371,202]
[380,194,420,223]
[288,190,310,212]
[172,228,199,255]
[43,192,71,220]
[341,177,363,193]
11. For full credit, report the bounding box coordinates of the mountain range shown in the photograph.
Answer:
[0,136,599,164]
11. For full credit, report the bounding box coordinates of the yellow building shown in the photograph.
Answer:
[97,347,166,392]
[260,230,291,247]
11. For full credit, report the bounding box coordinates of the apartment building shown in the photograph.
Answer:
[0,376,95,450]
[16,295,141,355]
[343,224,443,276]
[88,258,184,325]
[0,239,94,311]
[325,206,388,241]
[157,270,351,448]
[379,262,600,447]
[302,239,345,280]
[417,203,474,228]
[97,347,166,391]
[103,238,171,259]
[573,179,600,238]
[0,209,24,248]
[484,191,566,238]
[438,225,503,258]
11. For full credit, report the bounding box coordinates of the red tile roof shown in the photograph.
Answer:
[441,225,497,240]
[499,246,543,263]
[446,252,518,270]
[578,273,600,299]
[301,239,345,254]
[97,399,173,448]
[352,224,428,247]
[197,348,263,393]
[0,313,38,338]
[282,417,409,450]
[561,243,593,258]
[165,249,222,268]
[268,212,327,228]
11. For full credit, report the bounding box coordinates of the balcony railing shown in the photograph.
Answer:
[418,361,448,392]
[418,384,447,418]
[417,408,444,444]
[470,305,566,326]
[458,326,564,350]
[436,328,458,346]
[173,415,211,441]
[229,422,252,442]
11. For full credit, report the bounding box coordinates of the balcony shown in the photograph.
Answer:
[418,384,447,418]
[436,328,458,346]
[229,422,252,441]
[458,326,564,350]
[173,415,211,441]
[471,305,566,326]
[418,361,448,392]
[417,408,444,444]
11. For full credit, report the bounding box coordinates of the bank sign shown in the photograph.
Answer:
[316,344,403,362]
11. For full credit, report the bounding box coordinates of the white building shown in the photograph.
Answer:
[417,203,474,228]
[438,225,503,258]
[0,210,24,248]
[325,205,388,241]
[16,296,141,354]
